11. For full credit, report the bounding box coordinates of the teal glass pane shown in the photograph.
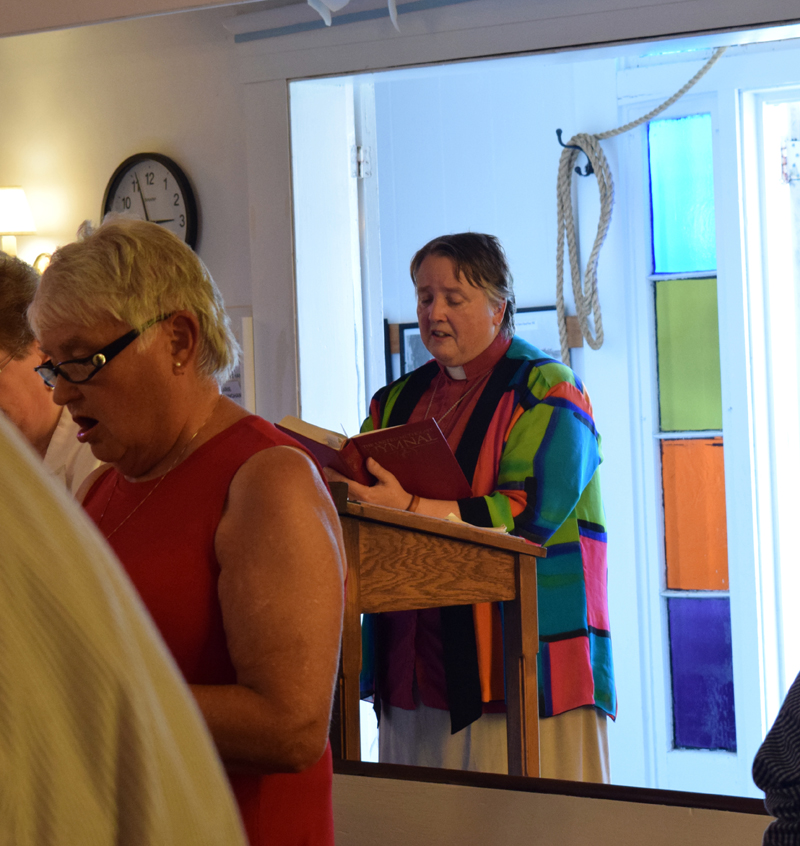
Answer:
[648,114,716,274]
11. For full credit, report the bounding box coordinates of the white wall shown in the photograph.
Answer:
[333,773,771,846]
[375,57,578,323]
[290,77,366,434]
[0,8,252,310]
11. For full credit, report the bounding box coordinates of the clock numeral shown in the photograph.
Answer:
[106,155,196,248]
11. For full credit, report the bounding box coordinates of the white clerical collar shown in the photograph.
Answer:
[445,365,467,380]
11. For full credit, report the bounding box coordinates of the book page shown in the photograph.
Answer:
[277,415,347,449]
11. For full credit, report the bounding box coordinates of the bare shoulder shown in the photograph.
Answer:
[216,444,345,578]
[230,445,327,501]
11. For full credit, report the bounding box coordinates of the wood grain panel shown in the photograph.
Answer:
[505,553,539,776]
[565,315,584,348]
[339,518,363,760]
[341,499,545,557]
[354,522,516,613]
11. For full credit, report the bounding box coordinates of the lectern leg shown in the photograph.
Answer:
[504,552,540,777]
[337,517,362,761]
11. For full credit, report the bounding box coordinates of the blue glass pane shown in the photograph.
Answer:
[649,114,716,274]
[668,597,736,751]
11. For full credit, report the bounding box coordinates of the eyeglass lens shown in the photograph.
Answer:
[41,361,93,387]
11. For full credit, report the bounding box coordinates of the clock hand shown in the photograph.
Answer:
[133,172,151,222]
[152,218,175,224]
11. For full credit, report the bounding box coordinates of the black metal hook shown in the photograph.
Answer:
[556,129,594,177]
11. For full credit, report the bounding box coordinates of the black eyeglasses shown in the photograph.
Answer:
[35,314,172,389]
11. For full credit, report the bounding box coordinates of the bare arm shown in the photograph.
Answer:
[193,445,345,773]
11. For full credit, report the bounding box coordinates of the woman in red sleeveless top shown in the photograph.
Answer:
[28,218,345,846]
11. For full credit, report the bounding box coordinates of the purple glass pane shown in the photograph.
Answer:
[668,597,736,751]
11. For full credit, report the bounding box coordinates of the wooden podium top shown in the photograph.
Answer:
[331,485,546,560]
[333,488,544,613]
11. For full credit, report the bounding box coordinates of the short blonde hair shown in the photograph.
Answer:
[29,218,239,384]
[0,252,39,357]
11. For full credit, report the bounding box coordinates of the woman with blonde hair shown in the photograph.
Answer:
[29,218,345,846]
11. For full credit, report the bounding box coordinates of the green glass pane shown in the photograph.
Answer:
[656,278,722,431]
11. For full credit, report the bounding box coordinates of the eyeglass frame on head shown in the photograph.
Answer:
[34,314,173,389]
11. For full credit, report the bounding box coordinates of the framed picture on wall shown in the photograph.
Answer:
[221,307,256,412]
[399,322,434,376]
[383,319,394,384]
[515,306,563,363]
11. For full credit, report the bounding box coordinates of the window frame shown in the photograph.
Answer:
[620,86,764,796]
[740,84,800,727]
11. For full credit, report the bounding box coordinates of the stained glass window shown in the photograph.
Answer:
[650,111,734,753]
[662,438,728,590]
[649,114,716,274]
[668,598,736,751]
[655,277,722,431]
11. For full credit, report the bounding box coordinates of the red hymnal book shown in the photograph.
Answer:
[276,415,472,501]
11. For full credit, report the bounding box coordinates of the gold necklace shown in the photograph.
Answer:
[99,397,220,540]
[424,369,492,425]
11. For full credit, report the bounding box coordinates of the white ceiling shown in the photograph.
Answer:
[4,0,800,48]
[0,0,272,39]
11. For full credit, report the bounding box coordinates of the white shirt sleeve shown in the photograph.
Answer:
[43,407,103,495]
[0,415,247,846]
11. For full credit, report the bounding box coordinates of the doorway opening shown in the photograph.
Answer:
[289,24,800,796]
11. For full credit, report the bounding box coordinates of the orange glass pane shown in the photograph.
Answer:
[662,438,728,590]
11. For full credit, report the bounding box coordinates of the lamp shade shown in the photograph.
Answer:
[0,187,36,234]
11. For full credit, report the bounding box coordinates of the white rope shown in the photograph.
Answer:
[555,46,728,366]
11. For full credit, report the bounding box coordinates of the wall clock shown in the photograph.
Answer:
[101,152,199,249]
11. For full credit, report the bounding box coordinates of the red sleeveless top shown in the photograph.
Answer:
[83,415,334,846]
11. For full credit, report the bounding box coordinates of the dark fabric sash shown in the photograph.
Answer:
[385,360,438,428]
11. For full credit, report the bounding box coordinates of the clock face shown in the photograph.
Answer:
[102,153,198,249]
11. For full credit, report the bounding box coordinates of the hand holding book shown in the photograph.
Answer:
[323,458,420,511]
[324,458,467,520]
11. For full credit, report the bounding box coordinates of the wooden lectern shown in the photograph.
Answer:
[329,486,546,777]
